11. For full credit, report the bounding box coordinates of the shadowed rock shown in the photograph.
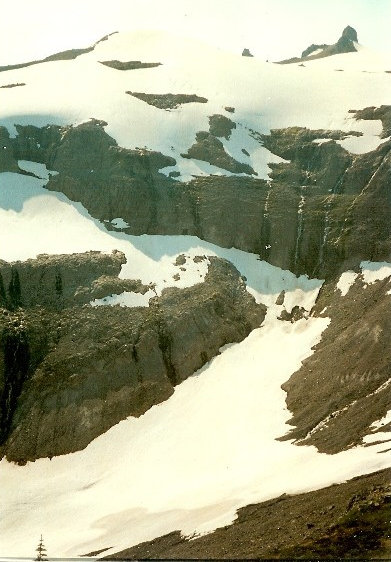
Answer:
[0,256,265,462]
[126,91,208,109]
[100,60,161,70]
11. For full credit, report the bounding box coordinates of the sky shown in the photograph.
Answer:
[1,0,390,65]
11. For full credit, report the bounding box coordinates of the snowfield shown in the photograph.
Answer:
[0,168,390,557]
[0,167,323,304]
[1,30,390,183]
[0,295,390,557]
[1,29,391,558]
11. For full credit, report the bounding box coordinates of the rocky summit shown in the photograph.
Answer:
[279,25,359,64]
[0,16,390,561]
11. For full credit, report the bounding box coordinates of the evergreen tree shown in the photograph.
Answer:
[35,535,48,561]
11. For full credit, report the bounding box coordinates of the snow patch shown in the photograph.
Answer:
[336,270,358,296]
[360,261,391,284]
[109,217,129,230]
[90,290,154,308]
[17,160,55,180]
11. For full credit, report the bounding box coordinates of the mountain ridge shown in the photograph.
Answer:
[0,25,390,559]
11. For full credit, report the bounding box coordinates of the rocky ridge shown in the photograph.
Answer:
[279,25,359,64]
[0,253,265,462]
[279,271,391,453]
[2,111,391,280]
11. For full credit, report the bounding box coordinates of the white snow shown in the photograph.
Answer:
[313,138,333,145]
[17,160,56,179]
[336,118,385,154]
[109,217,129,229]
[336,270,358,296]
[1,305,390,558]
[308,48,324,57]
[90,290,154,308]
[0,31,389,181]
[360,260,391,284]
[1,30,391,558]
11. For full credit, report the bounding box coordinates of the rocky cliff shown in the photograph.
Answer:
[0,253,265,462]
[280,272,391,453]
[4,111,391,280]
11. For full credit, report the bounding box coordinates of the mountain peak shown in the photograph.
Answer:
[341,25,358,42]
[279,25,359,64]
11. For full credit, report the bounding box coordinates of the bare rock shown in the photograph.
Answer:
[0,257,265,462]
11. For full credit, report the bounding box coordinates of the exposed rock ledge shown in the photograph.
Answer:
[0,253,265,463]
[100,60,161,71]
[126,92,208,109]
[0,250,151,310]
[3,113,390,280]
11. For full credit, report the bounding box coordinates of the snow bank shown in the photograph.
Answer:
[360,261,391,284]
[336,270,358,296]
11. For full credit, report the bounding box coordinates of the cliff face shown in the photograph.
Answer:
[0,254,265,463]
[0,251,135,309]
[6,113,391,280]
[280,273,391,453]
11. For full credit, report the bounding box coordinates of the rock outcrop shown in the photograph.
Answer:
[208,114,236,140]
[181,131,255,174]
[242,48,253,57]
[0,83,26,88]
[99,60,161,70]
[0,251,139,309]
[279,26,358,64]
[280,273,391,453]
[5,114,391,280]
[0,127,20,173]
[0,254,265,462]
[126,92,208,109]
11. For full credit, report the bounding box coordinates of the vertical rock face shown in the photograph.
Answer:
[0,127,19,172]
[0,251,127,309]
[0,318,30,443]
[341,25,358,42]
[0,255,265,462]
[5,114,391,281]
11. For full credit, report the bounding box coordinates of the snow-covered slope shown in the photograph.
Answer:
[1,291,390,558]
[0,30,390,182]
[0,166,390,557]
[1,28,391,558]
